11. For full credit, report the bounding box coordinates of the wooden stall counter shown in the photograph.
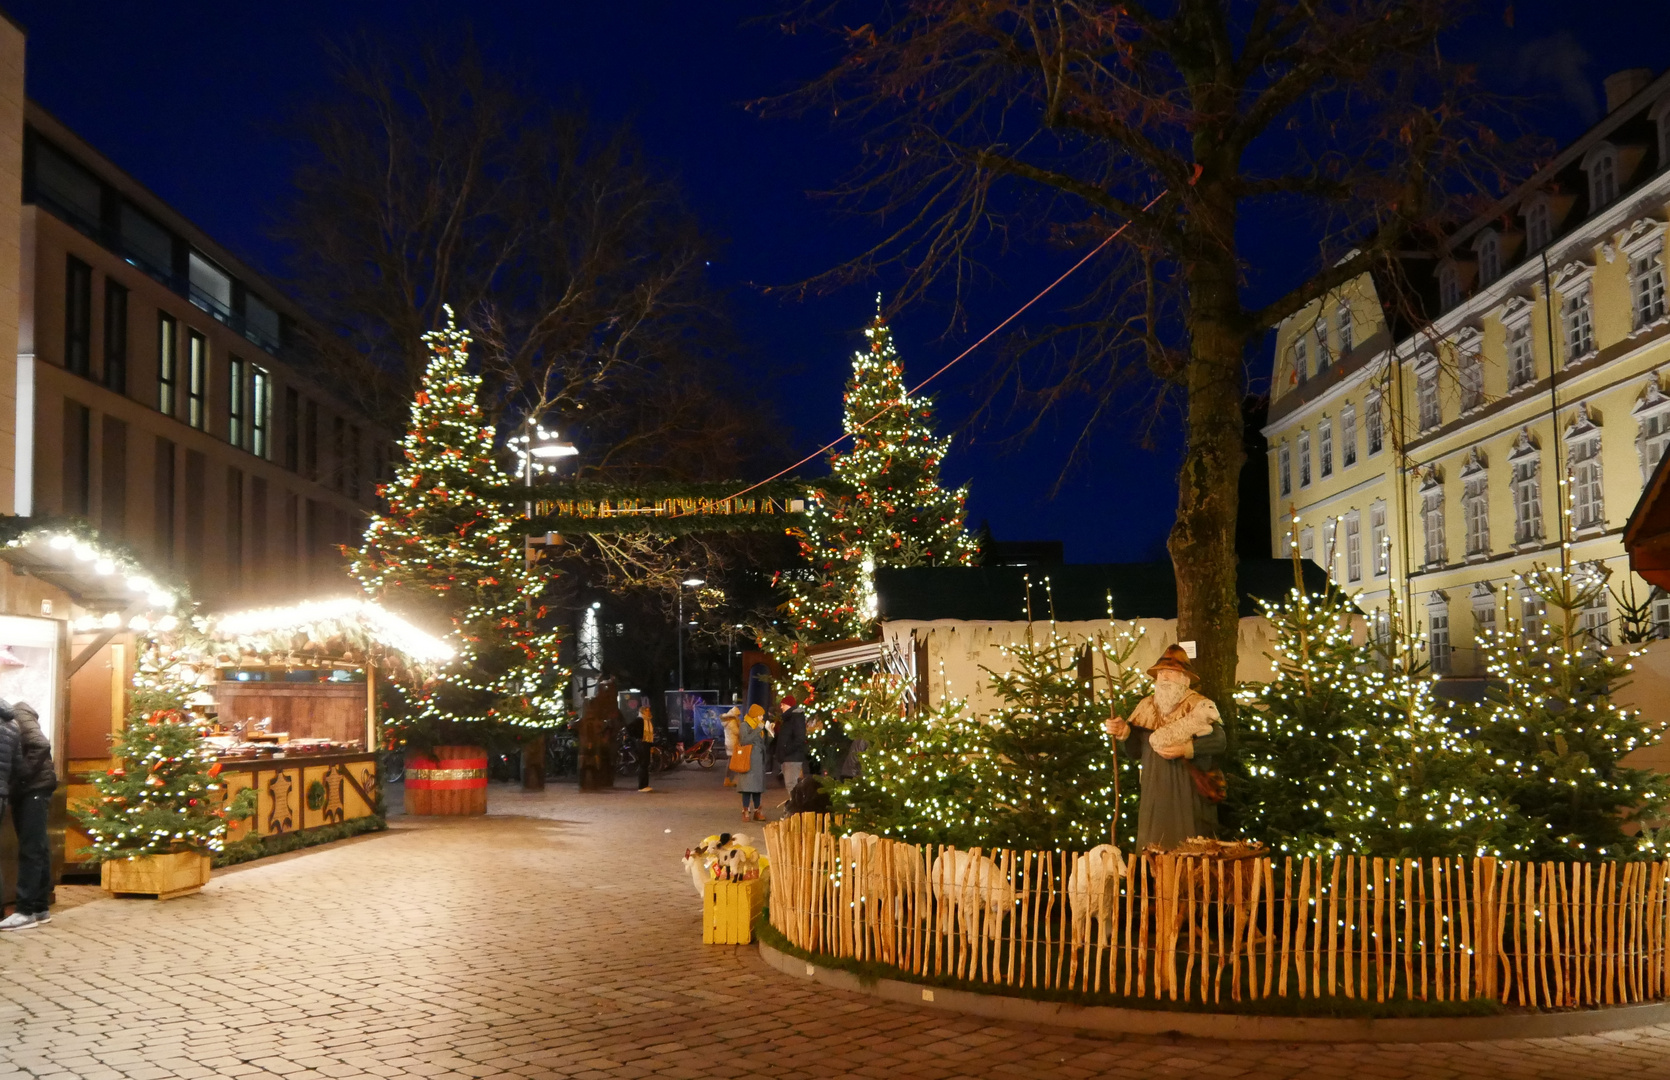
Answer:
[216,751,381,844]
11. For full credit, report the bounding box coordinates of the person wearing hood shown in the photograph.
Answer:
[773,695,809,795]
[1,699,54,930]
[0,699,23,928]
[733,704,772,821]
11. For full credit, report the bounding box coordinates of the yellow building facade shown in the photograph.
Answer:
[1265,68,1670,679]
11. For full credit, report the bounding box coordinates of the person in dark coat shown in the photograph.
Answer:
[773,696,809,794]
[1,699,54,930]
[0,700,20,928]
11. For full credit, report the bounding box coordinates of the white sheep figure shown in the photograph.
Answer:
[930,848,1015,943]
[1066,844,1127,942]
[1146,712,1215,757]
[682,832,749,895]
[845,831,928,926]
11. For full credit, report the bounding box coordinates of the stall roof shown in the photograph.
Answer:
[874,559,1332,623]
[1627,449,1670,590]
[0,518,181,613]
[206,597,454,669]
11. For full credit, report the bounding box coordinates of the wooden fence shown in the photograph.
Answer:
[761,814,1670,1008]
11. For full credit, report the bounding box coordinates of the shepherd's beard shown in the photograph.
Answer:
[1152,680,1188,715]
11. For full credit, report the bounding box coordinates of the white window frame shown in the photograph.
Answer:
[1345,510,1362,583]
[1277,443,1292,497]
[1338,303,1355,353]
[1566,408,1605,534]
[1319,417,1333,478]
[1341,404,1358,468]
[1561,287,1596,363]
[1461,450,1489,559]
[1471,582,1497,643]
[1460,349,1484,413]
[1622,219,1669,333]
[1322,518,1338,579]
[1505,305,1536,391]
[1369,500,1389,577]
[1298,429,1312,488]
[1415,355,1441,432]
[1525,199,1552,254]
[1314,316,1332,370]
[1635,376,1670,484]
[1365,391,1384,455]
[1421,471,1446,569]
[1476,231,1501,286]
[1585,142,1620,210]
[1428,592,1452,675]
[1509,430,1544,546]
[1294,337,1309,384]
[1300,525,1316,565]
[1520,585,1547,639]
[1652,587,1670,640]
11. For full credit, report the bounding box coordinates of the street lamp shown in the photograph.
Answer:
[678,577,705,690]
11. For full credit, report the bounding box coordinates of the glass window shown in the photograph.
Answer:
[1429,606,1452,675]
[1581,591,1611,648]
[157,314,177,416]
[1478,233,1500,286]
[1337,304,1354,353]
[251,367,271,459]
[1422,489,1446,568]
[228,355,245,448]
[187,330,207,430]
[1474,597,1497,639]
[1513,459,1543,544]
[103,280,128,393]
[1570,433,1604,531]
[1464,476,1489,557]
[1366,392,1384,454]
[1521,588,1547,639]
[1507,320,1535,389]
[1319,418,1333,478]
[1632,246,1667,329]
[1370,501,1389,576]
[1639,403,1670,483]
[1590,151,1618,209]
[119,203,174,280]
[244,293,281,353]
[1563,290,1596,362]
[1278,444,1291,497]
[1315,317,1331,369]
[1345,511,1361,583]
[1298,430,1312,487]
[1294,338,1309,384]
[1417,367,1440,431]
[64,256,91,377]
[1460,351,1483,412]
[1341,405,1358,468]
[187,252,233,322]
[1526,201,1551,253]
[1300,526,1315,565]
[32,138,102,232]
[1652,589,1670,640]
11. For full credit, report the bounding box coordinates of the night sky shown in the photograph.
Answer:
[7,2,1669,563]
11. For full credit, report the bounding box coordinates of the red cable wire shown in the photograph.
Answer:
[714,186,1171,508]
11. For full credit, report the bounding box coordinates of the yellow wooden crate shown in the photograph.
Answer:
[702,875,767,944]
[101,851,211,901]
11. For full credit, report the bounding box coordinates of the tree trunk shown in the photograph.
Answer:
[1169,194,1247,723]
[522,733,547,791]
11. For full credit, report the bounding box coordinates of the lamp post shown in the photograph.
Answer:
[509,418,577,792]
[677,577,705,690]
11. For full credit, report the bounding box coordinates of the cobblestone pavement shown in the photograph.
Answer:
[4,771,1670,1080]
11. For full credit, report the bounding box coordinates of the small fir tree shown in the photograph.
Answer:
[351,308,567,743]
[75,679,253,860]
[764,309,976,733]
[1464,562,1670,859]
[1234,561,1510,858]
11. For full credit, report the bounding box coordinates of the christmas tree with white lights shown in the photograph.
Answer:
[1233,560,1510,858]
[351,308,567,742]
[1463,562,1670,859]
[766,309,975,732]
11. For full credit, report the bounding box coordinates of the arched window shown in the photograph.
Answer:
[1587,143,1620,209]
[1438,263,1460,311]
[1476,231,1501,286]
[1525,200,1552,253]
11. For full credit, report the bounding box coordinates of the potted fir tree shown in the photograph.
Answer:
[76,684,255,900]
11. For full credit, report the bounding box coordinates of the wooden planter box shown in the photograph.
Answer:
[703,875,767,945]
[405,745,488,815]
[101,851,212,901]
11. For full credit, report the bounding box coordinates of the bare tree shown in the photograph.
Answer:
[763,0,1526,710]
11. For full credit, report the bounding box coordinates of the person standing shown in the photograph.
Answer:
[1,700,53,929]
[0,700,20,928]
[1103,645,1228,850]
[636,704,656,794]
[773,695,809,796]
[720,706,741,788]
[735,704,771,821]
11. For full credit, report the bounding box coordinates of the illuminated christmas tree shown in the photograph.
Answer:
[1463,562,1670,859]
[74,682,253,860]
[1233,566,1510,858]
[351,308,567,742]
[766,310,975,732]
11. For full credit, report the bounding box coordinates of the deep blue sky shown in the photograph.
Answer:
[7,2,1667,562]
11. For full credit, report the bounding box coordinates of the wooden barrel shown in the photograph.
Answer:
[405,745,488,815]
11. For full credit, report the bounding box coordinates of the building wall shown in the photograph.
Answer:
[1264,73,1670,686]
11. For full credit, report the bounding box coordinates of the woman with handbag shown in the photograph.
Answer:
[731,703,772,821]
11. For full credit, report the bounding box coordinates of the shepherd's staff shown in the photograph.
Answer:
[1097,641,1122,848]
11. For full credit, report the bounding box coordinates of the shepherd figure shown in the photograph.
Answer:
[1104,643,1228,850]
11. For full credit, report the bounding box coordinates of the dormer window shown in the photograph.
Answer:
[1438,263,1460,311]
[1476,231,1501,286]
[1587,143,1620,209]
[1337,303,1354,352]
[1525,201,1552,253]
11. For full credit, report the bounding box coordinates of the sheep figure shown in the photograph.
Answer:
[682,832,749,895]
[845,831,928,933]
[930,849,1015,943]
[1066,844,1127,941]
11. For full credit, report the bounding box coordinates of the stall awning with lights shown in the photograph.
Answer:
[201,597,453,673]
[1626,450,1670,590]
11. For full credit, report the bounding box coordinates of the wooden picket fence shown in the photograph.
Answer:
[761,814,1670,1008]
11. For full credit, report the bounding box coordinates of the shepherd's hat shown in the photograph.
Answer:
[1146,643,1199,685]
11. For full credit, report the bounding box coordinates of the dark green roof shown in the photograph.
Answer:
[874,559,1330,622]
